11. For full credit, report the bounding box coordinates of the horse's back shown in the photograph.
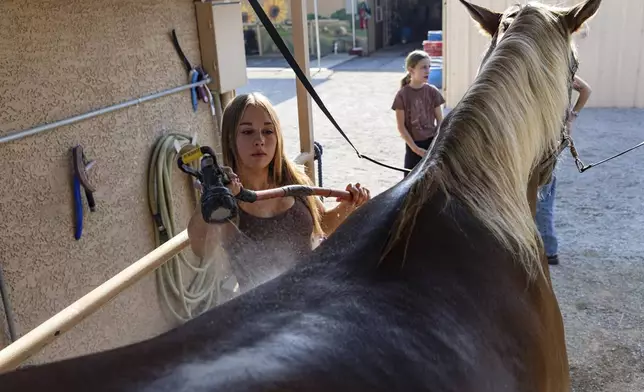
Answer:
[0,180,565,391]
[0,177,417,391]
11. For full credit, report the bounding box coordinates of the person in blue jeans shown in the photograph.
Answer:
[537,75,591,265]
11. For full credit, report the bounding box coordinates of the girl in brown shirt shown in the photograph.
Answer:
[188,93,370,294]
[392,50,445,176]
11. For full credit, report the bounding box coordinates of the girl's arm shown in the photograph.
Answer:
[395,110,423,155]
[572,75,592,113]
[188,169,242,258]
[434,105,444,125]
[315,183,370,235]
[567,76,592,134]
[188,204,238,259]
[188,204,216,259]
[316,198,352,236]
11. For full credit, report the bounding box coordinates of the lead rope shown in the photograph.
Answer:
[564,59,644,172]
[569,136,644,173]
[246,0,410,174]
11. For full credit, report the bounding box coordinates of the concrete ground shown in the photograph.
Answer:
[238,49,644,391]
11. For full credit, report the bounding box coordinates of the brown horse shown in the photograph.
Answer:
[0,1,601,391]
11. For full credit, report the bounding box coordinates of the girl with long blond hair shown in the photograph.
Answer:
[188,92,370,293]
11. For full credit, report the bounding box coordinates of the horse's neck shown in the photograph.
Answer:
[434,107,533,220]
[429,87,544,278]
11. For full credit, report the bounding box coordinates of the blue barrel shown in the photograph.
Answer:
[429,65,442,89]
[401,27,412,44]
[427,30,442,42]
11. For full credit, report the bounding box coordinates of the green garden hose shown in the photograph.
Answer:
[147,133,220,323]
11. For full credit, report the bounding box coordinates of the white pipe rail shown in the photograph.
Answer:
[0,79,212,145]
[0,230,190,373]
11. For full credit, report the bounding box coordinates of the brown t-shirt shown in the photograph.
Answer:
[225,197,313,293]
[391,84,445,141]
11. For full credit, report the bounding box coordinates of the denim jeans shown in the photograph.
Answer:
[535,175,558,257]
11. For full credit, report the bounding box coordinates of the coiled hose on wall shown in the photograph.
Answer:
[147,133,220,323]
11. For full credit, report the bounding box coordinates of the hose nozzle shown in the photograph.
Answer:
[177,146,239,224]
[199,155,238,223]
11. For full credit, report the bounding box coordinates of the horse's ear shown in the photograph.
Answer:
[564,0,602,33]
[459,0,502,37]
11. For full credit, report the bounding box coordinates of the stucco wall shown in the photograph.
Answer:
[0,0,219,364]
[444,0,644,108]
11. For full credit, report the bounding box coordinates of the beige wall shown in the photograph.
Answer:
[0,0,218,364]
[444,0,644,108]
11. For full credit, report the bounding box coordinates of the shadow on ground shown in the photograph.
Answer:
[239,43,422,106]
[246,55,320,69]
[237,78,329,106]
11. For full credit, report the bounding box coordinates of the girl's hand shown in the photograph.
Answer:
[566,111,578,135]
[413,146,427,157]
[192,166,242,196]
[337,183,371,209]
[222,166,242,196]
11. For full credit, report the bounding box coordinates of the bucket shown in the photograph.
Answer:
[427,30,442,41]
[429,65,442,89]
[423,40,442,57]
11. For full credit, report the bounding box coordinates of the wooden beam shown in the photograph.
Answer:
[0,231,191,373]
[290,0,316,183]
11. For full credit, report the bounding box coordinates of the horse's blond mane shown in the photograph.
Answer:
[385,3,575,280]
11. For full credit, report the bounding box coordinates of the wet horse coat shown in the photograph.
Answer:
[0,175,559,392]
[0,1,602,391]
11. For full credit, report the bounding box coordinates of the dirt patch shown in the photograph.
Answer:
[550,108,644,392]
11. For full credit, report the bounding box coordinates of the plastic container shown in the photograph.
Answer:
[427,30,442,41]
[429,65,442,89]
[423,40,442,57]
[401,27,412,44]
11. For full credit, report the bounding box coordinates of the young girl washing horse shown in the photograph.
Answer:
[392,50,445,175]
[188,92,370,293]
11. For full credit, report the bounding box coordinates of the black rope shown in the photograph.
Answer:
[313,141,323,188]
[577,140,644,172]
[171,29,193,73]
[246,0,410,174]
[313,141,324,200]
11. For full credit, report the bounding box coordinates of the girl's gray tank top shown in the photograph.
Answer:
[225,196,314,292]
